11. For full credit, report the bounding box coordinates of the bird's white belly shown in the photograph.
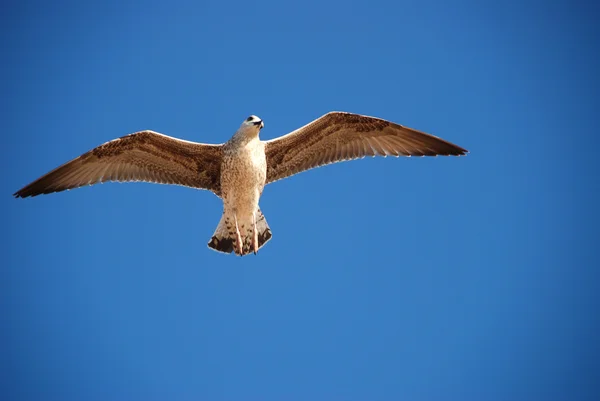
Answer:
[221,143,266,216]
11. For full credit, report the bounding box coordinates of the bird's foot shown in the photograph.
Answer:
[252,212,259,255]
[234,214,243,256]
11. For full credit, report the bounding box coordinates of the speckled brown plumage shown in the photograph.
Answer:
[264,112,467,184]
[14,111,468,256]
[14,131,222,198]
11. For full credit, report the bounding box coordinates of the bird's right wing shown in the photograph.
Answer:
[14,130,223,198]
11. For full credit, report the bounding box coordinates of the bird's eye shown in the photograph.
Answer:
[246,116,253,122]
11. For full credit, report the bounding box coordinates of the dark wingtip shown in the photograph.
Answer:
[13,180,43,198]
[13,189,27,198]
[444,144,468,157]
[13,187,43,199]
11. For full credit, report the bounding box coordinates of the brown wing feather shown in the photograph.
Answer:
[264,112,468,184]
[14,130,223,198]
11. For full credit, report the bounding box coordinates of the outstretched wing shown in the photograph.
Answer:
[14,130,223,198]
[264,112,467,184]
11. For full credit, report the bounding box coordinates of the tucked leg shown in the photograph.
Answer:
[252,211,259,255]
[234,214,243,256]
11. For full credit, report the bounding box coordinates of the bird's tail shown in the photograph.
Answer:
[207,209,272,256]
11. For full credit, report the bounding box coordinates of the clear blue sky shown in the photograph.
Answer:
[2,1,599,400]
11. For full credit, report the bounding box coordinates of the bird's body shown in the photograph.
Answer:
[213,122,270,254]
[14,112,468,256]
[221,126,267,218]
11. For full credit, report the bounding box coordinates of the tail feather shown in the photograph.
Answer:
[207,209,272,256]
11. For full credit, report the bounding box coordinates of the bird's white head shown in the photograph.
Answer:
[242,115,264,131]
[233,115,264,142]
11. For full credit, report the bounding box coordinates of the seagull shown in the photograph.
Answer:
[14,112,468,256]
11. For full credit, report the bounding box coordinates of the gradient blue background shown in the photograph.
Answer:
[2,1,599,400]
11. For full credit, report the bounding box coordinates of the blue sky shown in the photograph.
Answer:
[2,1,599,400]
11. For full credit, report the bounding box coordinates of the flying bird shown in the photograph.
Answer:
[14,112,467,255]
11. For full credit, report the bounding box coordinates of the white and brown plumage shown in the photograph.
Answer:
[14,112,468,256]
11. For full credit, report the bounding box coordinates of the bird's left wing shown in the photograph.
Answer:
[264,112,468,184]
[14,130,223,198]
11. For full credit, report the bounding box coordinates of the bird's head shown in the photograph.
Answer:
[233,115,264,142]
[241,115,264,132]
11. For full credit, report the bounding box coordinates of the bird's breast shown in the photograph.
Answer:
[220,141,267,206]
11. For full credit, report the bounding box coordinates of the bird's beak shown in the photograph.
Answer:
[259,121,264,130]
